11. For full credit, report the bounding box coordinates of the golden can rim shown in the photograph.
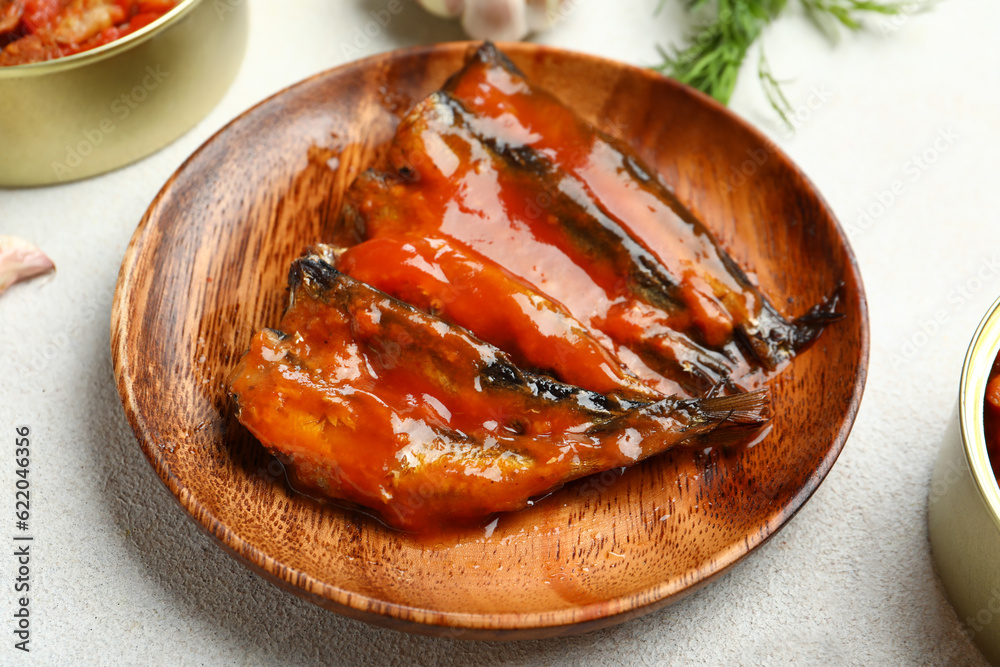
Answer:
[960,293,1000,533]
[0,0,199,77]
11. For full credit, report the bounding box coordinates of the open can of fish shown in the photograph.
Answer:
[0,0,248,187]
[929,294,1000,663]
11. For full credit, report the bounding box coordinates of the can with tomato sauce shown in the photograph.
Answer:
[0,0,248,186]
[929,294,1000,663]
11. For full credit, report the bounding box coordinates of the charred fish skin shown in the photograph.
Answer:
[442,42,839,371]
[324,235,664,402]
[458,93,745,387]
[435,92,686,318]
[345,90,747,397]
[230,254,772,532]
[739,288,845,370]
[291,253,635,418]
[422,93,752,385]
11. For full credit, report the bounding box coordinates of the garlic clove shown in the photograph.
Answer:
[462,0,528,42]
[0,235,55,296]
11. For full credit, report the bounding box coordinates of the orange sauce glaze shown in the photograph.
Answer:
[346,92,751,395]
[0,1,177,66]
[443,50,758,345]
[230,264,716,532]
[985,353,1000,482]
[230,46,792,533]
[336,233,665,400]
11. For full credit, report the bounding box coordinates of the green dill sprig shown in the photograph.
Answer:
[801,0,920,41]
[757,48,793,126]
[655,0,926,124]
[654,0,787,106]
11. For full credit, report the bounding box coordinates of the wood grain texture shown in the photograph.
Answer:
[111,42,869,640]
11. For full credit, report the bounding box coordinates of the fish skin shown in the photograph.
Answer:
[342,91,743,396]
[441,42,840,371]
[422,92,750,384]
[229,254,771,532]
[322,235,665,402]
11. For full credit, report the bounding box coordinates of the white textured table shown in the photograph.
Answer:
[1,0,997,663]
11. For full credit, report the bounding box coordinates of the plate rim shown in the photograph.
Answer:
[111,40,871,638]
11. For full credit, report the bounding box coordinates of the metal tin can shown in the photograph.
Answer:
[0,0,248,187]
[929,294,1000,664]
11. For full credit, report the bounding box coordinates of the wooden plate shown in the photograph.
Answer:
[112,42,869,639]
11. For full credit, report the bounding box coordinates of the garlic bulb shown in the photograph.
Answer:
[418,0,569,41]
[0,236,55,296]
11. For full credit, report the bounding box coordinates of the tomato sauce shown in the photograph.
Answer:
[1,1,177,66]
[229,256,771,532]
[227,44,834,533]
[984,353,1000,481]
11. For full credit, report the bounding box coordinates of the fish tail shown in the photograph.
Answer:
[586,388,771,455]
[678,388,773,449]
[790,282,845,348]
[740,282,844,370]
[684,388,772,428]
